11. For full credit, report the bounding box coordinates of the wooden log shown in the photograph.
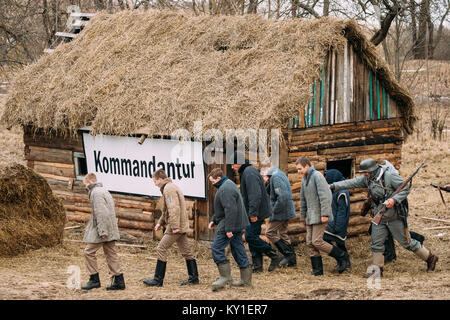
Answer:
[23,127,84,152]
[33,161,75,178]
[347,223,370,236]
[26,146,74,164]
[119,228,152,239]
[65,206,154,225]
[290,118,402,138]
[287,223,306,234]
[66,214,89,223]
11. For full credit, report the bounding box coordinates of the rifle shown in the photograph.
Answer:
[372,162,425,226]
[360,196,372,216]
[430,184,449,206]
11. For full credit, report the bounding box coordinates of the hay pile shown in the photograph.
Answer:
[0,164,66,257]
[0,10,415,136]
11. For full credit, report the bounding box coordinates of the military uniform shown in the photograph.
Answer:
[330,159,438,276]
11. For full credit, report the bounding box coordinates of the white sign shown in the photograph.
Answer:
[82,133,205,199]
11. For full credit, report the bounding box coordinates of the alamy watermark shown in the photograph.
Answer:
[366,265,382,290]
[66,265,81,290]
[169,120,280,167]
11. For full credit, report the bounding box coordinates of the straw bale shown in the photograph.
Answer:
[0,10,415,136]
[0,164,66,257]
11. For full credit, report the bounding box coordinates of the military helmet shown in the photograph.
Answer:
[358,158,379,173]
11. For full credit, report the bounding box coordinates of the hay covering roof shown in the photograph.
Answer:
[1,10,415,136]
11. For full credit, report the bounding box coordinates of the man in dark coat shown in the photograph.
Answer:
[231,153,282,273]
[208,168,252,291]
[323,169,351,271]
[262,166,297,268]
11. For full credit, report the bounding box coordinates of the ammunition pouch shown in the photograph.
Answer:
[395,199,409,219]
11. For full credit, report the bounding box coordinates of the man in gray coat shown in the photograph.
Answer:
[262,166,297,268]
[297,157,349,275]
[330,158,439,277]
[81,173,125,291]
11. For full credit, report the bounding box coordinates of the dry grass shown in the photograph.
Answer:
[0,10,415,137]
[0,164,66,257]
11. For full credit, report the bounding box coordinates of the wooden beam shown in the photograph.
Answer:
[55,32,77,38]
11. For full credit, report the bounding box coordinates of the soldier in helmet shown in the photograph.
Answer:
[329,158,439,277]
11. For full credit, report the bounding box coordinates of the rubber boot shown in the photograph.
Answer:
[274,239,297,267]
[232,266,252,287]
[81,273,101,290]
[310,256,323,276]
[414,245,438,272]
[364,252,384,278]
[265,247,283,272]
[106,273,125,291]
[180,259,199,286]
[251,255,263,273]
[328,246,350,274]
[212,261,232,291]
[143,260,166,287]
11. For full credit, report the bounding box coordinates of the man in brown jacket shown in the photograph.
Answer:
[81,173,125,291]
[143,169,198,287]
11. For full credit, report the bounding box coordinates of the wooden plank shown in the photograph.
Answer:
[27,146,73,164]
[24,128,84,152]
[420,217,450,224]
[336,50,345,123]
[33,162,75,178]
[318,143,399,156]
[70,12,96,18]
[330,50,336,125]
[55,32,77,38]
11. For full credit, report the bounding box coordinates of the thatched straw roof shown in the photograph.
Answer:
[0,10,415,136]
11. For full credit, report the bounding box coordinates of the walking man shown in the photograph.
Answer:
[232,153,282,273]
[297,157,349,275]
[81,173,125,291]
[262,166,297,268]
[143,169,199,287]
[329,158,439,277]
[323,169,351,272]
[208,168,252,291]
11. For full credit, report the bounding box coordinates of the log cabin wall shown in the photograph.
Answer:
[283,41,404,243]
[23,126,196,241]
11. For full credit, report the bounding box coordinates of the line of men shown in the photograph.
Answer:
[79,155,439,291]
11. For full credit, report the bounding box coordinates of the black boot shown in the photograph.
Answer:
[106,273,125,291]
[329,246,349,274]
[252,255,263,273]
[274,239,297,267]
[265,247,283,272]
[143,260,166,287]
[81,273,101,290]
[180,259,199,286]
[383,231,397,263]
[410,231,425,245]
[310,256,323,276]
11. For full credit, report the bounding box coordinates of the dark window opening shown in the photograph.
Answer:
[326,158,353,179]
[77,157,88,175]
[74,152,88,180]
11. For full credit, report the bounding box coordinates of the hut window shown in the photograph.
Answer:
[326,158,353,179]
[74,152,88,180]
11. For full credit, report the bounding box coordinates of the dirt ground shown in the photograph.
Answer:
[0,61,449,300]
